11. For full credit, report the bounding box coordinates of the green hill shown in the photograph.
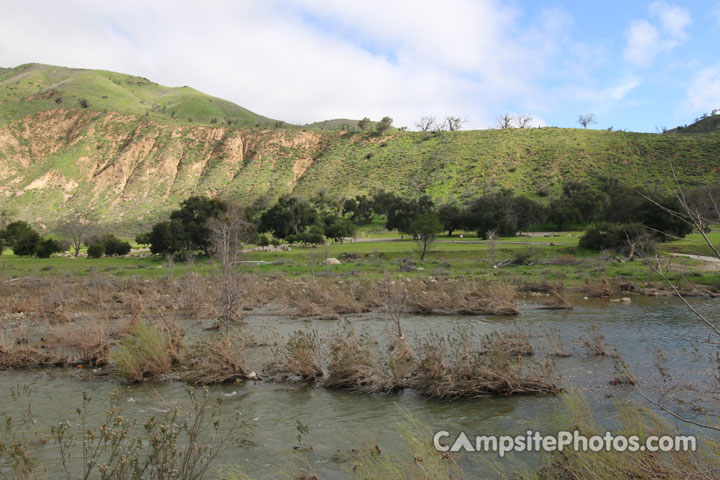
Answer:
[0,63,284,127]
[0,63,718,233]
[668,113,720,134]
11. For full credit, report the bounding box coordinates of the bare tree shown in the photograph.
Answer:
[56,212,98,257]
[444,116,466,131]
[487,230,498,267]
[207,204,255,332]
[495,113,514,129]
[516,114,533,128]
[577,113,597,129]
[415,116,436,132]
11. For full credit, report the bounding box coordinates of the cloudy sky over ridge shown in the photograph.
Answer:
[0,0,718,131]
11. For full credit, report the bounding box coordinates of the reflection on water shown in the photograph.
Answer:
[1,296,717,478]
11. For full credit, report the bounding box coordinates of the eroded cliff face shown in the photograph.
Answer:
[0,109,328,229]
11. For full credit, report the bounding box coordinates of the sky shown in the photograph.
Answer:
[0,0,718,132]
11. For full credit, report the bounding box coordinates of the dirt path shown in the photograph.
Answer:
[669,253,720,271]
[350,237,561,246]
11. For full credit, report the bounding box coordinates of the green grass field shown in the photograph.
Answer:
[657,231,720,257]
[2,229,718,291]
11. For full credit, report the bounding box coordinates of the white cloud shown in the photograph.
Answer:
[650,1,691,40]
[682,65,720,114]
[561,78,640,110]
[624,20,662,67]
[623,2,691,68]
[0,0,639,129]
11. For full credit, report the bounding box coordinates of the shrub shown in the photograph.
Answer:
[13,230,40,256]
[300,232,324,245]
[148,196,228,255]
[103,235,131,256]
[1,220,33,249]
[110,324,173,382]
[87,243,104,258]
[257,234,270,247]
[34,238,62,258]
[579,222,651,253]
[134,232,151,247]
[324,217,356,241]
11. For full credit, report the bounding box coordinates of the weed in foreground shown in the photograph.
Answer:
[529,393,720,480]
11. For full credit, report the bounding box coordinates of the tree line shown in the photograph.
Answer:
[140,180,710,258]
[0,213,131,259]
[0,179,711,259]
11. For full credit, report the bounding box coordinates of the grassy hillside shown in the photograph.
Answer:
[668,113,720,134]
[0,63,719,234]
[293,127,720,200]
[0,63,284,127]
[1,109,718,233]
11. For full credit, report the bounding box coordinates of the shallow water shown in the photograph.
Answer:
[1,296,717,478]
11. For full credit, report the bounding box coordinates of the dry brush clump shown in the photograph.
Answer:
[0,275,178,325]
[0,329,62,369]
[259,276,518,319]
[542,328,572,357]
[581,277,618,298]
[579,325,610,357]
[52,320,110,367]
[488,329,535,356]
[399,277,519,316]
[322,324,401,393]
[266,329,324,382]
[412,330,560,400]
[185,331,249,385]
[0,322,110,369]
[539,289,574,310]
[323,325,380,392]
[276,278,367,319]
